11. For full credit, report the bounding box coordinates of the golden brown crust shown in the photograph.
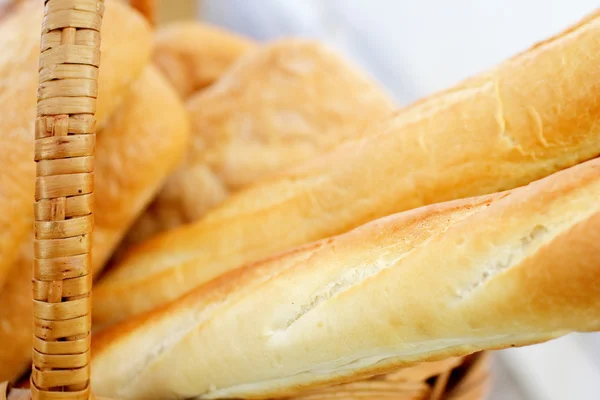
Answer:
[122,38,396,250]
[152,21,256,98]
[91,158,600,399]
[0,65,189,382]
[0,0,151,289]
[92,65,190,268]
[0,243,33,383]
[94,10,600,328]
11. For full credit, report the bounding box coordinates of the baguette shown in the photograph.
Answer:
[0,0,151,289]
[93,11,600,327]
[122,38,396,248]
[152,21,256,98]
[92,158,600,400]
[0,65,189,382]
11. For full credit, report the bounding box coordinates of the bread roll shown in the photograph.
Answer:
[152,22,256,98]
[92,158,600,399]
[0,65,189,382]
[93,66,190,267]
[124,38,395,247]
[93,11,600,327]
[0,0,151,289]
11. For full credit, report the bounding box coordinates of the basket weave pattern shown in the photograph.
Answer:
[289,354,491,400]
[30,1,104,399]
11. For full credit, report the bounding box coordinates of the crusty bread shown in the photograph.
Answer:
[92,65,190,267]
[0,0,151,289]
[92,158,600,400]
[93,10,600,328]
[152,21,256,98]
[122,38,396,249]
[0,243,31,384]
[0,65,189,382]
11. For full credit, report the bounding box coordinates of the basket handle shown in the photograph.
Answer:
[130,0,156,26]
[31,1,104,399]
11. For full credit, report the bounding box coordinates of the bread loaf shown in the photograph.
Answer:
[93,11,600,327]
[152,22,256,98]
[0,0,151,289]
[92,158,600,399]
[122,38,396,249]
[0,65,189,382]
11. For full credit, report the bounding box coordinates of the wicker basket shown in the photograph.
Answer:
[0,1,491,399]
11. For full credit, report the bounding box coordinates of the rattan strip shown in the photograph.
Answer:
[32,1,104,399]
[287,354,492,400]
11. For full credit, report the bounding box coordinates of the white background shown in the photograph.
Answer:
[199,1,600,399]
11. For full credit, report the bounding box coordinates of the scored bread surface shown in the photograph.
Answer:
[94,10,600,327]
[92,158,600,399]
